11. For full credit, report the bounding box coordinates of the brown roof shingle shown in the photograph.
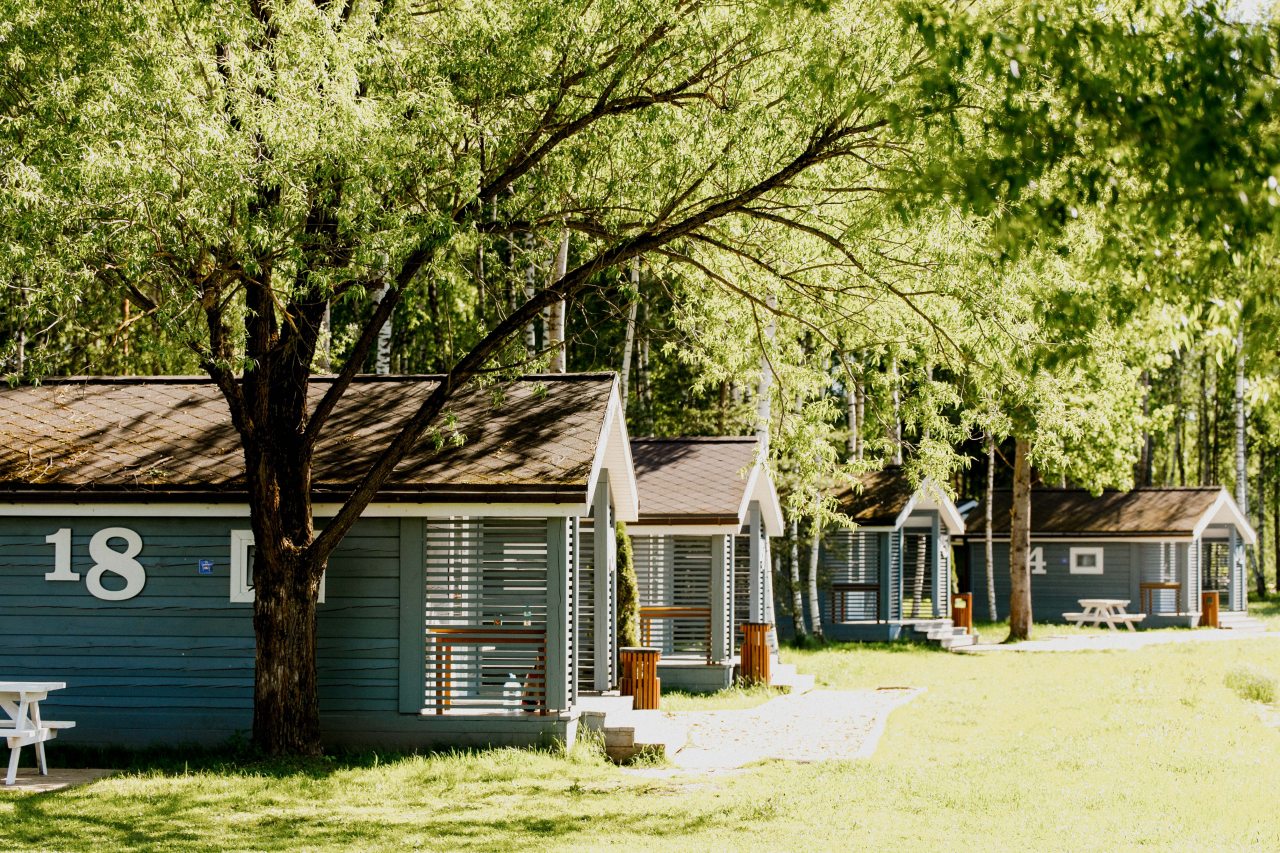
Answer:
[0,374,615,502]
[630,437,760,524]
[833,466,918,527]
[966,488,1224,537]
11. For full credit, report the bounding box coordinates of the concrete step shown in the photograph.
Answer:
[600,709,687,763]
[940,632,977,650]
[577,693,635,732]
[768,662,815,694]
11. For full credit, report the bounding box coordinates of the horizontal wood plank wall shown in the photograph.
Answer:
[967,540,1135,623]
[0,515,401,746]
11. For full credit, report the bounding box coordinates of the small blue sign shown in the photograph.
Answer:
[198,559,214,576]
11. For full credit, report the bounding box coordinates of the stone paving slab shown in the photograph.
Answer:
[0,768,115,794]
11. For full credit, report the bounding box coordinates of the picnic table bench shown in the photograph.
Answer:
[0,681,74,786]
[1063,599,1146,631]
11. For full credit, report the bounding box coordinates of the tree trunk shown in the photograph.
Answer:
[619,259,639,410]
[252,547,323,756]
[789,517,806,637]
[755,294,777,456]
[1258,447,1269,597]
[1007,436,1033,641]
[523,234,538,357]
[374,285,392,375]
[889,357,902,465]
[985,434,998,621]
[806,512,824,638]
[1174,353,1186,486]
[549,230,569,373]
[1235,325,1248,514]
[1199,352,1210,485]
[1137,370,1152,487]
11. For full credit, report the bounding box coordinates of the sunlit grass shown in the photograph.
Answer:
[5,638,1280,850]
[660,682,781,711]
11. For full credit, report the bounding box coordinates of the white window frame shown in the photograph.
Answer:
[1029,546,1047,575]
[1069,546,1105,575]
[230,530,326,603]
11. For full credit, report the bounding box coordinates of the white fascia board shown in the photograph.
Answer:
[0,501,587,518]
[585,380,639,523]
[626,524,741,537]
[1192,489,1257,545]
[738,460,784,537]
[894,479,965,535]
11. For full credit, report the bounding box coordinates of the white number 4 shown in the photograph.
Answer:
[1030,546,1047,575]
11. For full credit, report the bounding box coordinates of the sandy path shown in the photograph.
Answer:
[662,688,921,771]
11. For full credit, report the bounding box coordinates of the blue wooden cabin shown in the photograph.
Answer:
[817,467,965,641]
[960,487,1256,627]
[0,374,637,750]
[626,438,783,691]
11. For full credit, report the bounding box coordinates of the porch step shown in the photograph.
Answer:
[768,659,815,695]
[600,710,687,763]
[906,619,978,652]
[578,694,687,763]
[1218,612,1267,632]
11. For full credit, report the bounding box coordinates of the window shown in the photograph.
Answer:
[1069,547,1104,575]
[230,530,326,603]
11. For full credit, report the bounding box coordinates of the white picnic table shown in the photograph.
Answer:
[1064,599,1147,632]
[0,681,74,785]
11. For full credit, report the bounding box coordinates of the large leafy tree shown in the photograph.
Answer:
[2,0,1024,753]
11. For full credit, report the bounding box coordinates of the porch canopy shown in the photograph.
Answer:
[627,438,782,668]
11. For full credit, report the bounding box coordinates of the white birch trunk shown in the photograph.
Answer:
[985,434,998,621]
[620,259,639,411]
[549,230,569,373]
[890,357,902,465]
[374,284,392,376]
[755,294,777,456]
[523,234,537,357]
[789,517,806,636]
[806,507,824,638]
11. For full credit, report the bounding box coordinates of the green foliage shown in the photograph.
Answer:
[615,522,640,648]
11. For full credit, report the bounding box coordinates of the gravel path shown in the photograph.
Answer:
[963,628,1280,653]
[664,687,921,771]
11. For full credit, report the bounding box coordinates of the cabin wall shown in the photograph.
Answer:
[966,540,1136,623]
[0,512,581,749]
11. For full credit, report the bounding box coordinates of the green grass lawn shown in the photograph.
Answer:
[5,636,1280,850]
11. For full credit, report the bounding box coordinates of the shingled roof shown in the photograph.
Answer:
[965,487,1254,542]
[833,465,965,534]
[0,374,636,513]
[629,437,782,534]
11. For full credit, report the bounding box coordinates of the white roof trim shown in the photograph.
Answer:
[1191,488,1256,545]
[738,459,784,537]
[627,524,742,537]
[585,380,639,523]
[892,478,964,535]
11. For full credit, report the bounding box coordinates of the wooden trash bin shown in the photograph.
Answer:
[739,622,772,686]
[619,647,661,710]
[951,593,973,634]
[1200,591,1220,629]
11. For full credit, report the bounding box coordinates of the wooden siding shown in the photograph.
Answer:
[0,515,401,746]
[968,540,1137,622]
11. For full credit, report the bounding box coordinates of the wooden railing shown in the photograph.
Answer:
[1139,582,1183,615]
[426,626,547,715]
[639,605,712,663]
[829,582,880,623]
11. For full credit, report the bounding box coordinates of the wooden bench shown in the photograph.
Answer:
[1064,600,1147,631]
[0,682,73,785]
